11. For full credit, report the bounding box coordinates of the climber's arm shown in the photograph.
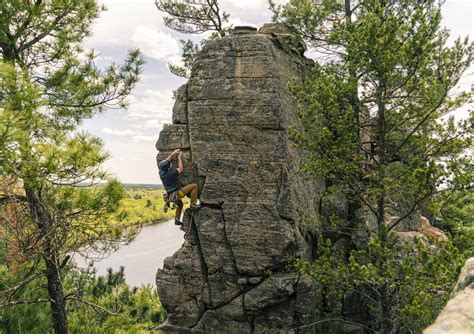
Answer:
[166,149,181,161]
[177,151,184,175]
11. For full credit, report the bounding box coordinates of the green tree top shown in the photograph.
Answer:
[155,0,230,78]
[272,1,472,332]
[155,0,229,37]
[274,0,472,233]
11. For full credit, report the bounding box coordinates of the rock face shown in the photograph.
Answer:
[155,24,324,332]
[424,257,474,334]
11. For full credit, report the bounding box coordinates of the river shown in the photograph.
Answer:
[75,219,184,287]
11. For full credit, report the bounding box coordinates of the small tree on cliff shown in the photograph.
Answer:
[155,0,229,77]
[0,1,143,333]
[272,0,472,332]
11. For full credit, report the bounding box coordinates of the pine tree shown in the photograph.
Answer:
[272,0,472,332]
[0,1,143,333]
[155,0,229,77]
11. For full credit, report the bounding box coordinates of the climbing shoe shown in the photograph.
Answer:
[189,203,202,212]
[174,219,183,226]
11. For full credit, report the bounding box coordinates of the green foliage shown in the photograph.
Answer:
[155,0,229,36]
[274,0,473,332]
[168,39,201,78]
[296,236,464,333]
[0,260,53,333]
[116,188,174,227]
[0,1,144,331]
[0,266,166,334]
[277,1,472,224]
[437,191,474,257]
[155,0,230,78]
[67,267,166,333]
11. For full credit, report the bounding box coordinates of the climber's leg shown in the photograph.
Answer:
[175,199,183,225]
[180,183,198,204]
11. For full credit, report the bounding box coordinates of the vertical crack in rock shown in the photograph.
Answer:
[189,212,209,289]
[220,206,239,275]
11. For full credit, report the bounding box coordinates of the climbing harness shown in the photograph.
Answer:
[162,192,172,213]
[162,189,185,213]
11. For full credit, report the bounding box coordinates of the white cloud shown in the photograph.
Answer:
[97,55,115,62]
[227,0,287,10]
[144,119,163,129]
[228,17,254,28]
[126,89,174,120]
[167,54,184,68]
[102,128,139,136]
[228,0,266,10]
[132,135,159,142]
[131,26,180,61]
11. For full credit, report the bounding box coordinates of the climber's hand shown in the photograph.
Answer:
[178,151,183,158]
[172,149,181,156]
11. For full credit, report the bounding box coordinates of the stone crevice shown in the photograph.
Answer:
[188,212,210,296]
[219,206,239,275]
[190,281,267,331]
[250,125,285,131]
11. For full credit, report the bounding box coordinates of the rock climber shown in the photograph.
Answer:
[159,149,200,226]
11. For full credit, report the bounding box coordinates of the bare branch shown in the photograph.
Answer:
[66,296,122,316]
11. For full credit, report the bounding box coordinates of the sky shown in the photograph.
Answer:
[80,0,473,184]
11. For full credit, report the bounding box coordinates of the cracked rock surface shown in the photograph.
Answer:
[155,23,323,332]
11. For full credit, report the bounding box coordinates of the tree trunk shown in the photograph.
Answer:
[44,255,69,334]
[376,81,390,333]
[378,284,390,334]
[25,187,69,334]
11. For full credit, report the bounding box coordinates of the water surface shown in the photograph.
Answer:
[76,219,184,287]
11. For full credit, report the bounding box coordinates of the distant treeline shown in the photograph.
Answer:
[77,183,164,189]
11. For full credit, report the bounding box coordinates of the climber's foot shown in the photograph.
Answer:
[175,219,183,226]
[190,203,202,212]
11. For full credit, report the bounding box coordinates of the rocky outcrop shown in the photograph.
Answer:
[154,23,450,332]
[155,24,323,332]
[424,257,474,334]
[391,216,448,245]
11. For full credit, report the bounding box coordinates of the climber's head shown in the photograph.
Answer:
[158,159,171,172]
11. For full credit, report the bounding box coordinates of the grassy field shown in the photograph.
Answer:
[116,187,175,227]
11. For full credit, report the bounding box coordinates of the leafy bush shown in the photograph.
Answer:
[295,235,464,333]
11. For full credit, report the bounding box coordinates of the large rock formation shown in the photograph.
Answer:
[424,257,474,334]
[154,23,455,332]
[155,24,324,332]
